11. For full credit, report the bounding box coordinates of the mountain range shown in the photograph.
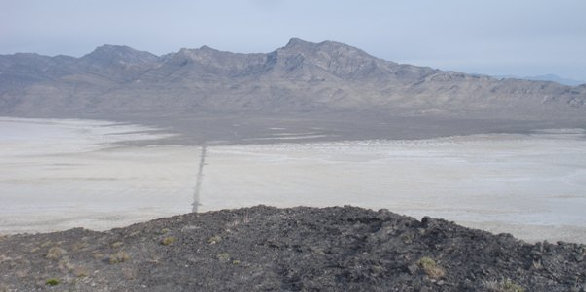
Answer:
[493,74,585,87]
[1,38,585,122]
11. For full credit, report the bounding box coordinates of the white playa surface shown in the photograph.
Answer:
[1,117,585,244]
[0,117,197,233]
[201,133,586,243]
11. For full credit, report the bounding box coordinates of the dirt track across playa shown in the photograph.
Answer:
[1,117,585,244]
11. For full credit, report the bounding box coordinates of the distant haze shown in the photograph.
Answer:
[1,0,585,82]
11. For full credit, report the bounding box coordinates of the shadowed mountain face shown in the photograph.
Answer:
[1,38,585,120]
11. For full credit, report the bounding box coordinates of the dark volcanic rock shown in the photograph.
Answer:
[0,206,584,291]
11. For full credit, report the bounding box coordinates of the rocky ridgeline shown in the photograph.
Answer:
[0,206,584,291]
[1,38,585,119]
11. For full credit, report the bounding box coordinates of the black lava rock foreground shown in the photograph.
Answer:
[0,206,584,291]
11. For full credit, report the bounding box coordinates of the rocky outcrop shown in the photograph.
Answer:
[0,206,584,291]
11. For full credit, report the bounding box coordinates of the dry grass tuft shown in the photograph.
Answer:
[225,214,251,228]
[45,247,67,260]
[417,256,446,279]
[207,235,222,245]
[108,251,130,264]
[111,241,123,248]
[216,253,231,262]
[483,278,525,292]
[161,236,177,246]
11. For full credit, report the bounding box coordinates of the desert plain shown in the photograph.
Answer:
[1,117,585,244]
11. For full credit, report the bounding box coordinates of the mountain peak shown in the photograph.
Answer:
[280,38,370,57]
[198,45,217,51]
[94,44,131,51]
[86,44,136,57]
[282,37,316,51]
[173,46,225,64]
[82,44,158,65]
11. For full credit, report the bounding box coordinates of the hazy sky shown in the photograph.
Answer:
[1,0,585,81]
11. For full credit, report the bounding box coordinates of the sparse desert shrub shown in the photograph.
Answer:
[45,278,60,286]
[401,233,414,244]
[208,235,222,245]
[46,247,67,260]
[72,242,89,251]
[58,257,74,274]
[161,236,177,246]
[417,256,446,279]
[111,241,123,248]
[216,253,230,262]
[484,278,525,292]
[225,215,251,228]
[40,241,53,248]
[108,251,130,264]
[72,266,89,278]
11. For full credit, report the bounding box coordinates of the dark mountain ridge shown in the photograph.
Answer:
[1,38,585,120]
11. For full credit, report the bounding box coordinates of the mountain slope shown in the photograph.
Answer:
[0,38,585,119]
[495,73,585,87]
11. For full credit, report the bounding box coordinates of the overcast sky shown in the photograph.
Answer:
[1,0,585,81]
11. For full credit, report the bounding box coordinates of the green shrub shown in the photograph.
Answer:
[45,278,60,286]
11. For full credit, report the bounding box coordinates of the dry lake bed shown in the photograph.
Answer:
[1,117,585,244]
